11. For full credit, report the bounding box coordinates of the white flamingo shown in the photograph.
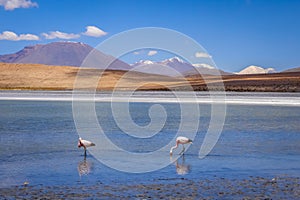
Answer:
[78,137,95,157]
[170,136,192,156]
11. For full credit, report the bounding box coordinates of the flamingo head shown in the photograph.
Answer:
[78,138,83,148]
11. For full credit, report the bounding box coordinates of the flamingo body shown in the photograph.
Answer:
[170,136,192,155]
[78,138,95,156]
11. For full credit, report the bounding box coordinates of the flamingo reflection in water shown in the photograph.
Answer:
[78,157,93,177]
[175,155,191,175]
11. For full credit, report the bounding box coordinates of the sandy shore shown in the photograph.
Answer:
[0,62,299,92]
[1,176,299,199]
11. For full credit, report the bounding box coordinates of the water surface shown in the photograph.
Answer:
[0,91,299,188]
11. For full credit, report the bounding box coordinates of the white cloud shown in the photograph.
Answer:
[195,52,212,58]
[133,51,140,55]
[147,50,157,56]
[42,31,80,40]
[0,31,39,41]
[0,0,38,11]
[83,26,107,37]
[192,63,215,69]
[19,33,39,40]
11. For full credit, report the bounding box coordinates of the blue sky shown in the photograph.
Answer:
[0,0,300,72]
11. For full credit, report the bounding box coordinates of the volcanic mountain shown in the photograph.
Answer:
[0,42,130,70]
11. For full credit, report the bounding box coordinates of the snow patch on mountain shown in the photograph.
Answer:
[237,65,276,74]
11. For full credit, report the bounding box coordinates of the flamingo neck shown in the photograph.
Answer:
[170,142,179,153]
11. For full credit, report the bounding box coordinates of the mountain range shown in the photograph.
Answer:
[131,57,230,76]
[0,42,229,76]
[0,42,298,76]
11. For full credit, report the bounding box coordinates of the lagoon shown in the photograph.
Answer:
[0,91,299,198]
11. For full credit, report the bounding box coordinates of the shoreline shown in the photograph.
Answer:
[0,90,299,106]
[0,87,300,92]
[1,176,299,199]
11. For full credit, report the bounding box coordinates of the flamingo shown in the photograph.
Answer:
[78,137,95,157]
[170,136,192,156]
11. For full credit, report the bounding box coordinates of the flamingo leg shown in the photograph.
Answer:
[84,148,87,157]
[182,153,185,162]
[179,145,185,155]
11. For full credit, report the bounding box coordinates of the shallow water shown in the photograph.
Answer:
[0,91,299,188]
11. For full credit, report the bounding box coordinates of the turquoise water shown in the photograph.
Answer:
[0,92,299,188]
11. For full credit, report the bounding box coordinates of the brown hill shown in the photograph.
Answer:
[0,63,299,92]
[224,72,300,92]
[283,67,300,73]
[0,63,184,91]
[187,73,300,92]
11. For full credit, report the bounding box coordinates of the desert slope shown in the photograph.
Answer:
[187,73,300,92]
[0,63,299,92]
[0,63,184,91]
[223,73,300,92]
